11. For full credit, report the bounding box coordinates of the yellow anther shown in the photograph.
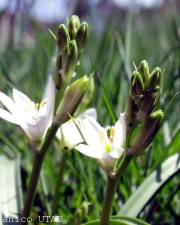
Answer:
[35,103,40,110]
[99,130,105,144]
[34,100,47,111]
[109,127,115,143]
[40,100,47,108]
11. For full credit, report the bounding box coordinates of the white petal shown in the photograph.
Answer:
[98,155,117,172]
[113,113,126,148]
[21,116,48,141]
[0,92,15,113]
[41,75,55,124]
[79,108,97,120]
[56,119,83,149]
[109,147,125,159]
[86,116,103,131]
[13,88,33,109]
[0,108,19,124]
[78,116,104,146]
[75,144,105,158]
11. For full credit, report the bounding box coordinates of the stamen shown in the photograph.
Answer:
[35,103,40,110]
[40,100,47,108]
[99,130,105,144]
[34,100,47,111]
[109,127,115,143]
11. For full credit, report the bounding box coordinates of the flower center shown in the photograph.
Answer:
[105,143,112,153]
[34,100,47,111]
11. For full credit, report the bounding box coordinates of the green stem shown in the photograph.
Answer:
[51,151,69,215]
[20,151,43,221]
[20,124,59,225]
[100,176,118,225]
[100,155,132,225]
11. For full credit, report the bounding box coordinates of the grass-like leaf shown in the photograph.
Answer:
[0,156,22,224]
[119,153,180,217]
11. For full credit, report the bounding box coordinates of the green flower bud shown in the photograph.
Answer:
[149,67,162,88]
[81,202,89,219]
[131,71,144,97]
[81,76,94,106]
[56,53,62,71]
[128,109,164,155]
[57,24,70,52]
[138,88,160,120]
[76,22,89,50]
[54,54,63,90]
[68,15,81,40]
[74,208,82,222]
[138,60,149,84]
[65,40,78,80]
[56,76,90,124]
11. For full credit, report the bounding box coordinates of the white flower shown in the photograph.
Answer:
[56,109,126,172]
[75,113,126,171]
[56,108,97,150]
[0,76,55,142]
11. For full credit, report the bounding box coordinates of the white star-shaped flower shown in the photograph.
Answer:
[56,109,126,171]
[0,76,55,143]
[56,108,97,150]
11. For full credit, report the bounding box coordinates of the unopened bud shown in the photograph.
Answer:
[76,22,89,49]
[56,53,62,71]
[81,76,94,106]
[57,24,70,52]
[149,67,162,88]
[56,76,90,124]
[131,71,144,97]
[138,88,160,120]
[75,209,82,222]
[138,60,149,84]
[65,40,78,80]
[125,96,138,129]
[68,15,81,40]
[81,202,89,219]
[128,110,164,155]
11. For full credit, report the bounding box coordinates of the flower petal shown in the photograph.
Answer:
[0,92,15,113]
[75,144,105,158]
[13,88,33,109]
[0,108,19,124]
[41,75,55,122]
[109,147,125,159]
[78,116,105,146]
[113,113,126,148]
[79,108,97,120]
[98,155,117,172]
[56,119,83,150]
[22,116,48,141]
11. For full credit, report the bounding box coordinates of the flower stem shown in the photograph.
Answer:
[20,151,43,221]
[20,123,59,225]
[51,151,69,215]
[100,155,132,225]
[100,176,118,225]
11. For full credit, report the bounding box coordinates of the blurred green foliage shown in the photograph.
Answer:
[0,5,179,225]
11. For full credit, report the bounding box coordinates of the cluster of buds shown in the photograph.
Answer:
[54,15,89,91]
[53,15,92,124]
[126,60,164,155]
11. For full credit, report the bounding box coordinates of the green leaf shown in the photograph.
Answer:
[0,156,23,223]
[82,221,127,225]
[96,74,118,123]
[119,154,180,217]
[112,216,150,225]
[82,216,149,225]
